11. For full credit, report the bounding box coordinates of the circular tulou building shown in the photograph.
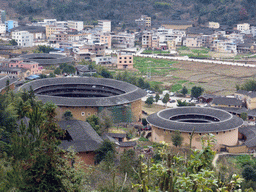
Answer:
[19,77,147,122]
[147,107,244,150]
[19,53,74,66]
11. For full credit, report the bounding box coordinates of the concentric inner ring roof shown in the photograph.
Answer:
[147,107,243,133]
[19,53,73,65]
[19,77,147,107]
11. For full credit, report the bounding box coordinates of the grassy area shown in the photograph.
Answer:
[171,84,182,92]
[142,50,170,54]
[149,81,164,87]
[134,57,178,76]
[177,46,190,51]
[109,127,127,133]
[191,48,209,54]
[177,80,188,84]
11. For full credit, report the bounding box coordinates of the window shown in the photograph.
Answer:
[119,57,122,59]
[87,112,91,116]
[124,57,127,59]
[81,112,85,116]
[119,61,122,63]
[129,57,132,59]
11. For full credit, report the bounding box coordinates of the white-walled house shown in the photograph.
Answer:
[12,31,34,47]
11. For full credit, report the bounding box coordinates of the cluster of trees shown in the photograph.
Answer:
[86,109,113,135]
[0,88,87,191]
[86,61,161,92]
[237,79,256,91]
[34,45,54,53]
[54,63,76,75]
[177,100,195,107]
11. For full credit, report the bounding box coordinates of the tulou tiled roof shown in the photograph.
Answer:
[212,97,243,106]
[239,126,256,148]
[0,75,19,92]
[236,90,256,98]
[58,120,103,152]
[107,132,126,138]
[18,77,147,107]
[19,53,73,65]
[147,107,243,133]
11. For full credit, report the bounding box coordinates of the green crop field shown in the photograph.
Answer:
[134,57,178,76]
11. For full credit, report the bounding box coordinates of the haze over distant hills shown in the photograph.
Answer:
[1,0,256,27]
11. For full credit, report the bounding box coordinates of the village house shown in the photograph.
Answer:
[8,59,42,75]
[117,52,134,69]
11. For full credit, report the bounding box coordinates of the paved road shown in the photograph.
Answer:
[135,53,256,68]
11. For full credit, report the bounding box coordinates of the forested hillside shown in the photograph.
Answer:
[1,0,256,27]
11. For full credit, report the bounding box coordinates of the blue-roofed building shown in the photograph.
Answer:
[5,20,18,32]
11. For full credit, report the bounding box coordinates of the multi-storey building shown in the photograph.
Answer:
[208,22,220,29]
[135,15,151,28]
[49,32,68,42]
[0,10,6,24]
[46,25,67,39]
[100,34,111,49]
[0,23,6,36]
[117,52,133,69]
[142,31,152,48]
[95,56,116,66]
[111,32,135,49]
[5,20,18,32]
[8,59,42,75]
[67,21,84,31]
[11,31,34,47]
[183,37,202,48]
[97,20,111,32]
[237,23,250,31]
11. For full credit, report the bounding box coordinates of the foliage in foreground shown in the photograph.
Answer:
[0,91,88,191]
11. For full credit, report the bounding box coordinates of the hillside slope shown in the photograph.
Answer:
[1,0,256,27]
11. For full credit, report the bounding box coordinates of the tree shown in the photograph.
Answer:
[177,99,188,106]
[54,68,61,75]
[241,112,248,121]
[155,93,160,103]
[95,140,115,164]
[240,80,256,91]
[145,96,154,106]
[62,65,76,74]
[49,72,56,78]
[86,114,101,135]
[181,86,188,96]
[171,130,183,147]
[137,78,145,88]
[99,109,113,134]
[191,86,204,99]
[35,45,54,53]
[162,93,170,106]
[100,68,112,78]
[242,165,256,181]
[142,118,148,126]
[63,110,73,120]
[5,102,85,191]
[9,39,18,46]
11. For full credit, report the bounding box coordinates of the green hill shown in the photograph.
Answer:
[1,0,256,27]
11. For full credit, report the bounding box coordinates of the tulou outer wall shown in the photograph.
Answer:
[151,125,238,151]
[55,99,142,122]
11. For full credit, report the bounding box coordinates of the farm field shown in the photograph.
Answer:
[134,56,256,95]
